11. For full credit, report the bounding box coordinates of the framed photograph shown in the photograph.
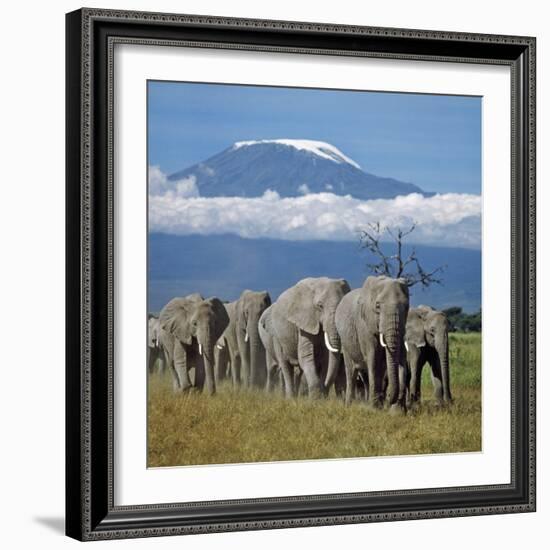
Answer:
[65,8,536,541]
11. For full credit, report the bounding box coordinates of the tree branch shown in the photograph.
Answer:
[358,221,445,288]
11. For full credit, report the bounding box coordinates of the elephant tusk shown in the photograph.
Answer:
[379,333,387,348]
[244,332,249,343]
[216,344,223,350]
[404,341,409,352]
[198,343,202,356]
[417,342,426,348]
[324,331,339,353]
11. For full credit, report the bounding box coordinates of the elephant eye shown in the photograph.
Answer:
[316,301,323,310]
[375,302,380,312]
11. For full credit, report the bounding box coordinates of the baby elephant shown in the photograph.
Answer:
[405,306,452,406]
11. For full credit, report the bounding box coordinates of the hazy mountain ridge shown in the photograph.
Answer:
[167,139,432,200]
[148,233,480,313]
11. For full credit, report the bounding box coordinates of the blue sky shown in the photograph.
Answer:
[148,80,481,195]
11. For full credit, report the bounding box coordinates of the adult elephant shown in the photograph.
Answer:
[214,301,238,386]
[258,305,280,393]
[405,306,452,405]
[335,276,409,413]
[159,293,229,395]
[215,290,271,388]
[147,314,166,374]
[270,277,350,398]
[259,305,304,396]
[235,290,272,388]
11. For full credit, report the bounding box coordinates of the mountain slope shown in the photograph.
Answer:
[168,139,431,200]
[148,233,480,313]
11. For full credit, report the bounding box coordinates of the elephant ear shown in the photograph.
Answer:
[396,277,410,298]
[358,276,384,320]
[261,290,272,308]
[205,297,230,341]
[416,305,433,321]
[406,309,427,347]
[278,279,320,335]
[159,294,202,345]
[335,278,351,295]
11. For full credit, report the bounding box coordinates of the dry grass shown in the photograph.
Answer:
[147,332,481,467]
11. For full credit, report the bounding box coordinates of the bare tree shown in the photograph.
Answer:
[358,222,445,288]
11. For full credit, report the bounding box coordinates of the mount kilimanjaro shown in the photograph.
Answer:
[167,139,432,200]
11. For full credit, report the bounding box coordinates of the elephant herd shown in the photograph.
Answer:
[148,275,453,413]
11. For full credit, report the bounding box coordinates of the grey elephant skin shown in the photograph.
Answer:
[270,277,350,398]
[405,306,452,405]
[147,315,166,374]
[214,301,236,385]
[259,304,302,395]
[159,293,229,395]
[216,290,271,388]
[335,276,409,412]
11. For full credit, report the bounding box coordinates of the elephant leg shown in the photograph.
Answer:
[240,338,251,388]
[294,368,307,396]
[157,349,166,375]
[265,364,275,392]
[358,369,369,402]
[147,347,155,374]
[334,359,346,399]
[297,332,322,398]
[429,355,444,404]
[265,350,278,393]
[366,344,384,409]
[172,340,192,392]
[409,353,424,404]
[398,363,408,410]
[230,352,241,388]
[279,361,295,398]
[343,349,356,406]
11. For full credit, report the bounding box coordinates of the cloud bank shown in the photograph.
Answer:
[149,165,199,198]
[149,167,481,249]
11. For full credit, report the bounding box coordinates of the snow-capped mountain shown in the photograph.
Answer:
[167,139,431,200]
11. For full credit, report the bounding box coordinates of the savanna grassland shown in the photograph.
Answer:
[147,333,481,467]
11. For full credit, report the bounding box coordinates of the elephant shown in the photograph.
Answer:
[258,305,280,393]
[214,290,271,389]
[270,277,350,398]
[405,305,452,405]
[335,276,409,413]
[236,290,272,388]
[214,301,238,386]
[158,293,229,395]
[147,314,166,374]
[260,304,325,397]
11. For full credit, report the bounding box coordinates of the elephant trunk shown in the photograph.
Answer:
[248,321,266,388]
[198,327,216,396]
[381,310,402,409]
[436,332,452,403]
[323,316,342,391]
[323,317,341,353]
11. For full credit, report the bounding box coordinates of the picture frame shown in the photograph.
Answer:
[65,7,536,541]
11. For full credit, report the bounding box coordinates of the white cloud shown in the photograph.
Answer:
[148,165,199,198]
[149,184,481,249]
[298,183,310,195]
